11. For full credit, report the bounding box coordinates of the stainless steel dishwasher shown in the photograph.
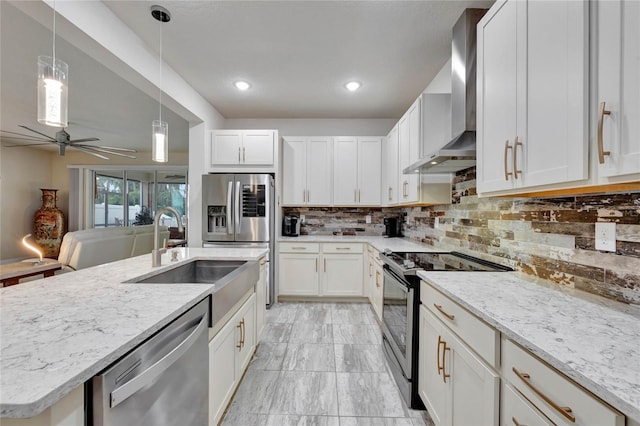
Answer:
[92,298,209,426]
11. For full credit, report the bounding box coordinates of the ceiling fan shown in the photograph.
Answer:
[1,125,137,160]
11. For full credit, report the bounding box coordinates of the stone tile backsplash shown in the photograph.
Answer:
[283,167,640,305]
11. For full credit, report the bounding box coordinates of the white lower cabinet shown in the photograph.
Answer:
[209,293,256,426]
[502,337,624,426]
[278,243,363,298]
[501,382,554,426]
[418,304,499,426]
[1,385,84,426]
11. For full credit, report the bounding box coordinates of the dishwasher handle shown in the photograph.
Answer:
[110,313,208,408]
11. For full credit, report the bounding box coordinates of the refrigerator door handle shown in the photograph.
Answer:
[226,181,233,234]
[235,181,242,233]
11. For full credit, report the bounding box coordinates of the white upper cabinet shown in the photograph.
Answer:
[333,137,382,206]
[385,125,399,205]
[357,137,383,205]
[477,0,589,195]
[282,137,332,206]
[398,111,420,204]
[596,0,640,179]
[211,130,275,166]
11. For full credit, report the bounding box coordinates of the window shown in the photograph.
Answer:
[89,168,187,229]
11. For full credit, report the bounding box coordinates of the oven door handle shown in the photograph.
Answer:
[383,266,410,293]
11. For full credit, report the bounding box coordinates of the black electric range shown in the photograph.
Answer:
[381,250,513,280]
[379,250,512,409]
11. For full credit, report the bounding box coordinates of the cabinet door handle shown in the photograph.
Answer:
[434,304,455,321]
[512,367,575,423]
[442,341,450,383]
[316,258,318,272]
[375,270,380,288]
[236,320,243,350]
[513,136,522,179]
[307,190,310,203]
[354,189,357,203]
[436,335,444,376]
[324,258,327,272]
[598,101,612,164]
[242,146,246,163]
[504,140,513,181]
[238,147,241,164]
[369,264,373,277]
[358,189,361,203]
[512,417,525,426]
[388,186,392,201]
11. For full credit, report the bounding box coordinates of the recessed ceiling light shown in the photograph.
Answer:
[345,81,361,92]
[430,161,438,165]
[234,81,251,91]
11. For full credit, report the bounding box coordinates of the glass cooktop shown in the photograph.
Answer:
[383,251,513,273]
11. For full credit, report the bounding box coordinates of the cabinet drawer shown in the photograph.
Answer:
[421,282,499,368]
[279,242,320,253]
[502,338,624,426]
[322,243,363,253]
[502,382,553,426]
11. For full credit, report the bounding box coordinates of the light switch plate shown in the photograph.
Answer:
[366,215,372,224]
[595,222,616,252]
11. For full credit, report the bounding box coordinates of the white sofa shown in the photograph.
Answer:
[57,225,170,271]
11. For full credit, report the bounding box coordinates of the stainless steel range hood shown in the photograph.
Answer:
[404,9,486,174]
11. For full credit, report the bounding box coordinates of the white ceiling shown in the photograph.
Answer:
[105,0,494,119]
[1,0,494,156]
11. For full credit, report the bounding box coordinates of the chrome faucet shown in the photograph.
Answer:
[152,207,184,267]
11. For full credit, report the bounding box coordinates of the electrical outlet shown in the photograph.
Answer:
[365,215,372,224]
[300,215,305,223]
[595,222,616,252]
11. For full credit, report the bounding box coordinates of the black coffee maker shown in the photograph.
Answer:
[282,215,300,237]
[383,217,402,238]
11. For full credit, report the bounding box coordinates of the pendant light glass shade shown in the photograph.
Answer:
[152,119,168,163]
[37,56,68,127]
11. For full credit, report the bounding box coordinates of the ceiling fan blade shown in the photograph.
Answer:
[68,138,100,144]
[2,142,57,148]
[0,130,52,141]
[73,145,137,159]
[72,145,110,160]
[18,125,57,141]
[77,144,137,153]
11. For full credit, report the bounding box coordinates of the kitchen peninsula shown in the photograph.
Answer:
[0,247,267,421]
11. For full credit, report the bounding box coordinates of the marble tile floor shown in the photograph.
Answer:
[221,302,434,426]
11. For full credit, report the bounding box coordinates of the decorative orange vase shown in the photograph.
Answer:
[33,189,66,258]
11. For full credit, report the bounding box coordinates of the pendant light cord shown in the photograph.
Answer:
[159,17,162,122]
[52,0,56,63]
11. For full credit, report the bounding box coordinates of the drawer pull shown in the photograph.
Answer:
[336,247,351,250]
[512,367,575,423]
[434,304,455,321]
[511,417,525,426]
[291,246,307,250]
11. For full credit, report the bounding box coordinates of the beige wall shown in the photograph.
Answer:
[0,148,188,261]
[0,146,55,260]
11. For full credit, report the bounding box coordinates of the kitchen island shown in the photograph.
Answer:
[0,247,267,420]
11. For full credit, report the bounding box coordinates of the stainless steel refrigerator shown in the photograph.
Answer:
[202,173,275,307]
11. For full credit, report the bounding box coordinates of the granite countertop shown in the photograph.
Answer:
[279,235,437,253]
[0,247,268,419]
[417,270,640,420]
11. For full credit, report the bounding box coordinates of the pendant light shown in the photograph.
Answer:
[37,1,68,127]
[151,5,171,163]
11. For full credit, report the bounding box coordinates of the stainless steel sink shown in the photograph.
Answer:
[134,260,247,284]
[129,258,260,327]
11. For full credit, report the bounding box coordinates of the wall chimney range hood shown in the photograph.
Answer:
[405,9,486,174]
